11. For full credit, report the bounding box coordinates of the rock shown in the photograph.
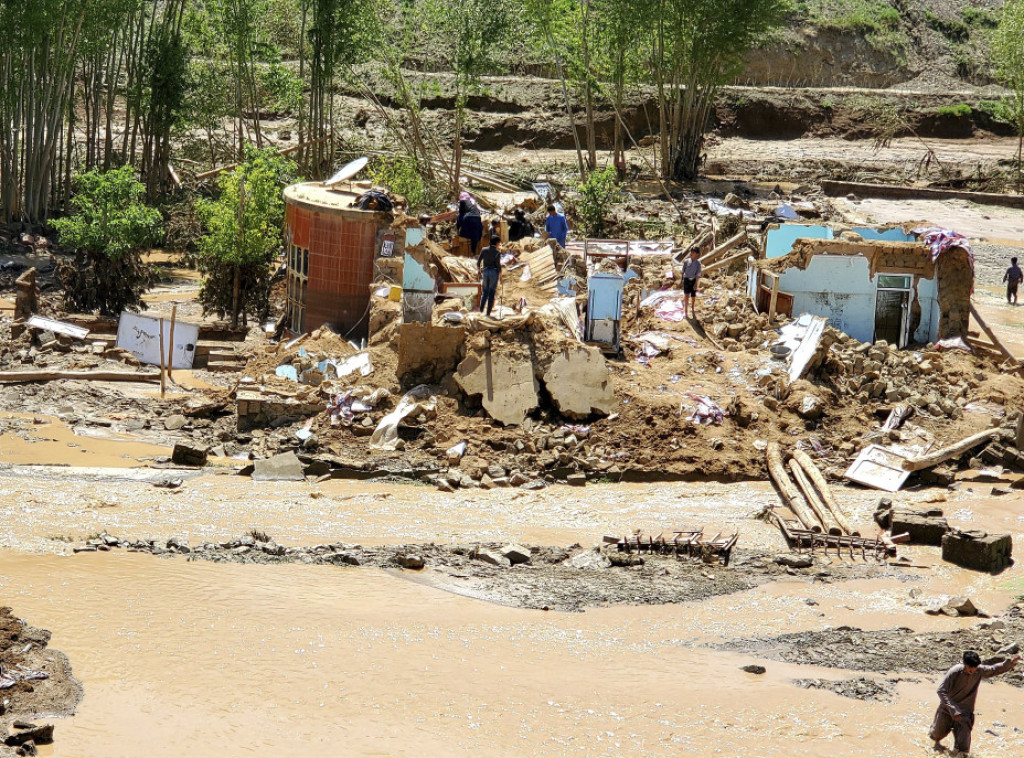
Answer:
[608,552,644,567]
[566,473,587,487]
[567,547,611,570]
[325,552,361,566]
[798,395,823,420]
[942,530,1013,573]
[890,508,949,546]
[509,471,530,486]
[775,553,813,568]
[16,740,38,756]
[399,553,425,569]
[164,414,187,431]
[873,497,894,529]
[500,544,532,565]
[262,541,286,556]
[5,724,53,747]
[171,441,209,467]
[741,665,766,675]
[474,549,510,568]
[997,641,1021,655]
[435,478,455,493]
[947,597,981,617]
[522,479,547,490]
[480,474,496,489]
[487,464,506,479]
[251,451,305,482]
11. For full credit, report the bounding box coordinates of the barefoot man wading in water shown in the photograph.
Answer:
[930,650,1020,756]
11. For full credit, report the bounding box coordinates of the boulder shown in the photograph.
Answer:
[474,549,510,568]
[567,547,611,570]
[4,724,53,747]
[566,473,587,487]
[891,507,949,546]
[741,665,766,675]
[399,553,425,569]
[164,414,187,431]
[942,529,1013,573]
[171,441,209,467]
[251,451,305,482]
[798,395,823,420]
[500,544,532,565]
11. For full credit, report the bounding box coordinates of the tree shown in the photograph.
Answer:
[647,0,787,181]
[52,166,163,315]
[994,1,1024,193]
[196,150,295,328]
[422,0,514,192]
[593,0,646,179]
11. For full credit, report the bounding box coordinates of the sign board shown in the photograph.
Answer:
[380,232,395,258]
[116,311,199,370]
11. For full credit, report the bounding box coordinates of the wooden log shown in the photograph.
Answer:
[791,449,855,535]
[788,459,839,534]
[699,230,747,265]
[0,370,161,384]
[167,305,177,385]
[159,316,166,398]
[702,249,751,274]
[901,428,1002,472]
[766,442,819,531]
[767,274,780,323]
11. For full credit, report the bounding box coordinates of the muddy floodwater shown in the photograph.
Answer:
[0,468,1023,756]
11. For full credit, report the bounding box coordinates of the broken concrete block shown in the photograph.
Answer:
[455,347,539,426]
[542,346,616,419]
[251,451,305,482]
[397,322,465,384]
[500,544,532,565]
[891,507,949,546]
[566,473,587,487]
[567,547,611,570]
[942,529,1013,573]
[171,442,209,467]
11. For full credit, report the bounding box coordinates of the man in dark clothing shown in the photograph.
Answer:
[930,650,1020,755]
[1003,256,1022,305]
[508,209,535,242]
[456,192,483,255]
[477,234,502,316]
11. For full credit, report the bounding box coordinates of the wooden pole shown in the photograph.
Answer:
[159,316,166,398]
[767,273,780,323]
[167,305,177,384]
[703,249,751,275]
[0,370,161,384]
[791,449,854,535]
[699,230,747,265]
[788,459,839,534]
[901,428,1001,472]
[766,442,819,532]
[970,303,1018,364]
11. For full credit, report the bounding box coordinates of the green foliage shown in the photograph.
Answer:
[925,10,969,43]
[575,167,621,236]
[196,149,296,324]
[936,103,972,118]
[53,167,163,261]
[814,1,900,33]
[962,8,1000,29]
[53,167,162,314]
[993,1,1024,189]
[369,156,433,211]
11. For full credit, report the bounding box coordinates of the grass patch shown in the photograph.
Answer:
[936,103,972,118]
[961,7,1000,30]
[925,9,969,43]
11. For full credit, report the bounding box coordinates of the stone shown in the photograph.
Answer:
[500,544,532,565]
[741,665,766,675]
[566,473,587,487]
[480,474,496,489]
[542,346,616,419]
[325,552,361,566]
[942,530,1014,573]
[890,508,949,546]
[608,552,644,567]
[775,553,813,568]
[435,479,455,493]
[399,553,425,569]
[455,346,539,426]
[798,395,823,420]
[16,741,38,756]
[509,471,530,486]
[487,464,506,479]
[262,541,286,556]
[946,597,981,617]
[873,498,894,529]
[164,414,187,431]
[474,549,510,568]
[567,547,611,570]
[171,441,209,467]
[251,451,305,482]
[5,724,53,747]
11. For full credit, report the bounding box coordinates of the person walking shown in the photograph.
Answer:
[543,204,568,249]
[456,192,483,255]
[477,234,502,316]
[930,650,1020,756]
[1003,256,1022,305]
[682,248,702,319]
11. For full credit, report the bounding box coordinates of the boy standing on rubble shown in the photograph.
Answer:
[1003,256,1022,305]
[930,650,1020,756]
[682,248,702,319]
[477,234,502,316]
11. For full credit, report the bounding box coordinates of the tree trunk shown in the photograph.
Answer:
[231,264,240,329]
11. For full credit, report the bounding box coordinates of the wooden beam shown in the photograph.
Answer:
[767,273,780,323]
[970,303,1017,363]
[703,249,750,274]
[699,230,747,265]
[0,370,161,384]
[901,428,1001,472]
[788,459,839,534]
[791,449,855,535]
[767,442,819,531]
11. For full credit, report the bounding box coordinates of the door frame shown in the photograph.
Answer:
[873,274,914,348]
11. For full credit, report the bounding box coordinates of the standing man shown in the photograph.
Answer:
[543,204,568,249]
[508,209,535,242]
[930,650,1020,755]
[477,234,502,316]
[1003,256,1022,305]
[682,248,702,319]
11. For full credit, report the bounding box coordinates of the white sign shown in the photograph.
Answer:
[116,311,199,370]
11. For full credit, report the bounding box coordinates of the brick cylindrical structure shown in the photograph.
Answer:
[283,183,391,338]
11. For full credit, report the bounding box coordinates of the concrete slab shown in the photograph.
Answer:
[543,346,615,419]
[456,347,538,426]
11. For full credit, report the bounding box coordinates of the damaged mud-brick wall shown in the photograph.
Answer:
[284,183,401,339]
[934,247,973,340]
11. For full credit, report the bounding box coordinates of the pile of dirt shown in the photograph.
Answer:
[0,607,82,755]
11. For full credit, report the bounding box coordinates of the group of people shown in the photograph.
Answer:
[455,192,570,316]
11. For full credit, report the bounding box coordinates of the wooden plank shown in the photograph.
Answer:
[767,274,780,323]
[699,230,747,265]
[702,249,750,274]
[901,428,1001,472]
[0,370,161,384]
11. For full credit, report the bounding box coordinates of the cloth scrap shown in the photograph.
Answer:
[683,393,725,425]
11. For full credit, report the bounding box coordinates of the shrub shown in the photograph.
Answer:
[936,103,972,118]
[574,167,621,237]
